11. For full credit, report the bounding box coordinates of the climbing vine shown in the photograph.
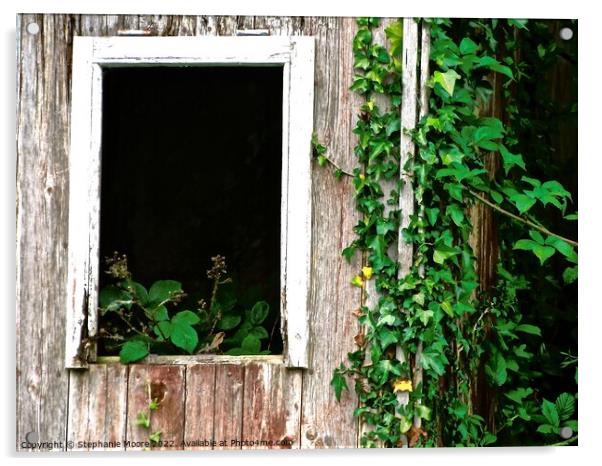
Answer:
[326,17,578,447]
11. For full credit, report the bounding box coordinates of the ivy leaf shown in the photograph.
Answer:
[508,19,529,30]
[499,145,526,174]
[446,204,465,226]
[563,266,578,284]
[476,56,513,79]
[515,324,541,336]
[432,69,461,97]
[433,244,459,264]
[459,37,478,55]
[511,194,536,214]
[505,387,533,404]
[331,368,348,402]
[532,244,556,265]
[546,237,578,263]
[135,411,150,429]
[440,301,454,318]
[119,340,149,364]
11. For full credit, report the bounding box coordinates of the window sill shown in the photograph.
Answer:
[94,354,284,366]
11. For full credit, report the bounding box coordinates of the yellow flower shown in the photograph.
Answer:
[362,266,373,280]
[392,378,413,393]
[351,275,364,288]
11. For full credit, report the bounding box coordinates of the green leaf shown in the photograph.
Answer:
[508,19,529,30]
[546,237,578,263]
[505,387,533,404]
[217,314,242,331]
[250,301,270,325]
[416,405,432,421]
[432,69,461,96]
[331,369,348,402]
[563,266,578,284]
[476,56,513,79]
[378,328,398,348]
[170,322,198,354]
[433,244,459,264]
[119,340,149,364]
[537,424,557,434]
[172,310,200,326]
[459,37,478,55]
[532,244,556,265]
[241,334,261,354]
[99,286,133,312]
[149,305,169,322]
[511,194,536,214]
[148,280,182,303]
[154,321,172,339]
[440,301,454,318]
[135,411,150,429]
[446,204,465,226]
[515,324,541,336]
[499,145,526,174]
[417,309,434,326]
[555,393,576,421]
[248,326,269,340]
[124,281,149,305]
[542,399,560,427]
[149,431,162,444]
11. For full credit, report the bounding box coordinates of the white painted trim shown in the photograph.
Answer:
[65,36,315,369]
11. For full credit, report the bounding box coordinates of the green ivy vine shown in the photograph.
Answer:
[324,17,578,447]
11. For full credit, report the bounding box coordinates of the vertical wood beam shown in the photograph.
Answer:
[396,17,419,447]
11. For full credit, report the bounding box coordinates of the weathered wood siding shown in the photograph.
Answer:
[16,14,375,450]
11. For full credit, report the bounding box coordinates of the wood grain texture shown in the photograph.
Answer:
[300,16,363,449]
[213,364,244,449]
[16,13,72,450]
[183,364,216,450]
[126,365,185,450]
[396,18,419,447]
[67,364,128,450]
[17,13,368,451]
[242,364,302,449]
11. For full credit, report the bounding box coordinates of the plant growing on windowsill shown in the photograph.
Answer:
[98,253,272,363]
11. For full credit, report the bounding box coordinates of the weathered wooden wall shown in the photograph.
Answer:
[16,14,370,450]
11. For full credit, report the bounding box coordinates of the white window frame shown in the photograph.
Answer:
[65,36,314,369]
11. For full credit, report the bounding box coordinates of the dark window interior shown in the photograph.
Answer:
[99,66,283,354]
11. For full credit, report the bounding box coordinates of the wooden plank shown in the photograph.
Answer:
[213,364,244,449]
[359,19,396,446]
[90,36,294,64]
[67,365,128,450]
[126,365,185,450]
[396,18,419,447]
[282,36,315,368]
[242,363,302,449]
[16,13,72,449]
[183,365,216,450]
[413,22,431,434]
[300,16,362,449]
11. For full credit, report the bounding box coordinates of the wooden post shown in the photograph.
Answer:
[412,22,431,435]
[397,17,419,447]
